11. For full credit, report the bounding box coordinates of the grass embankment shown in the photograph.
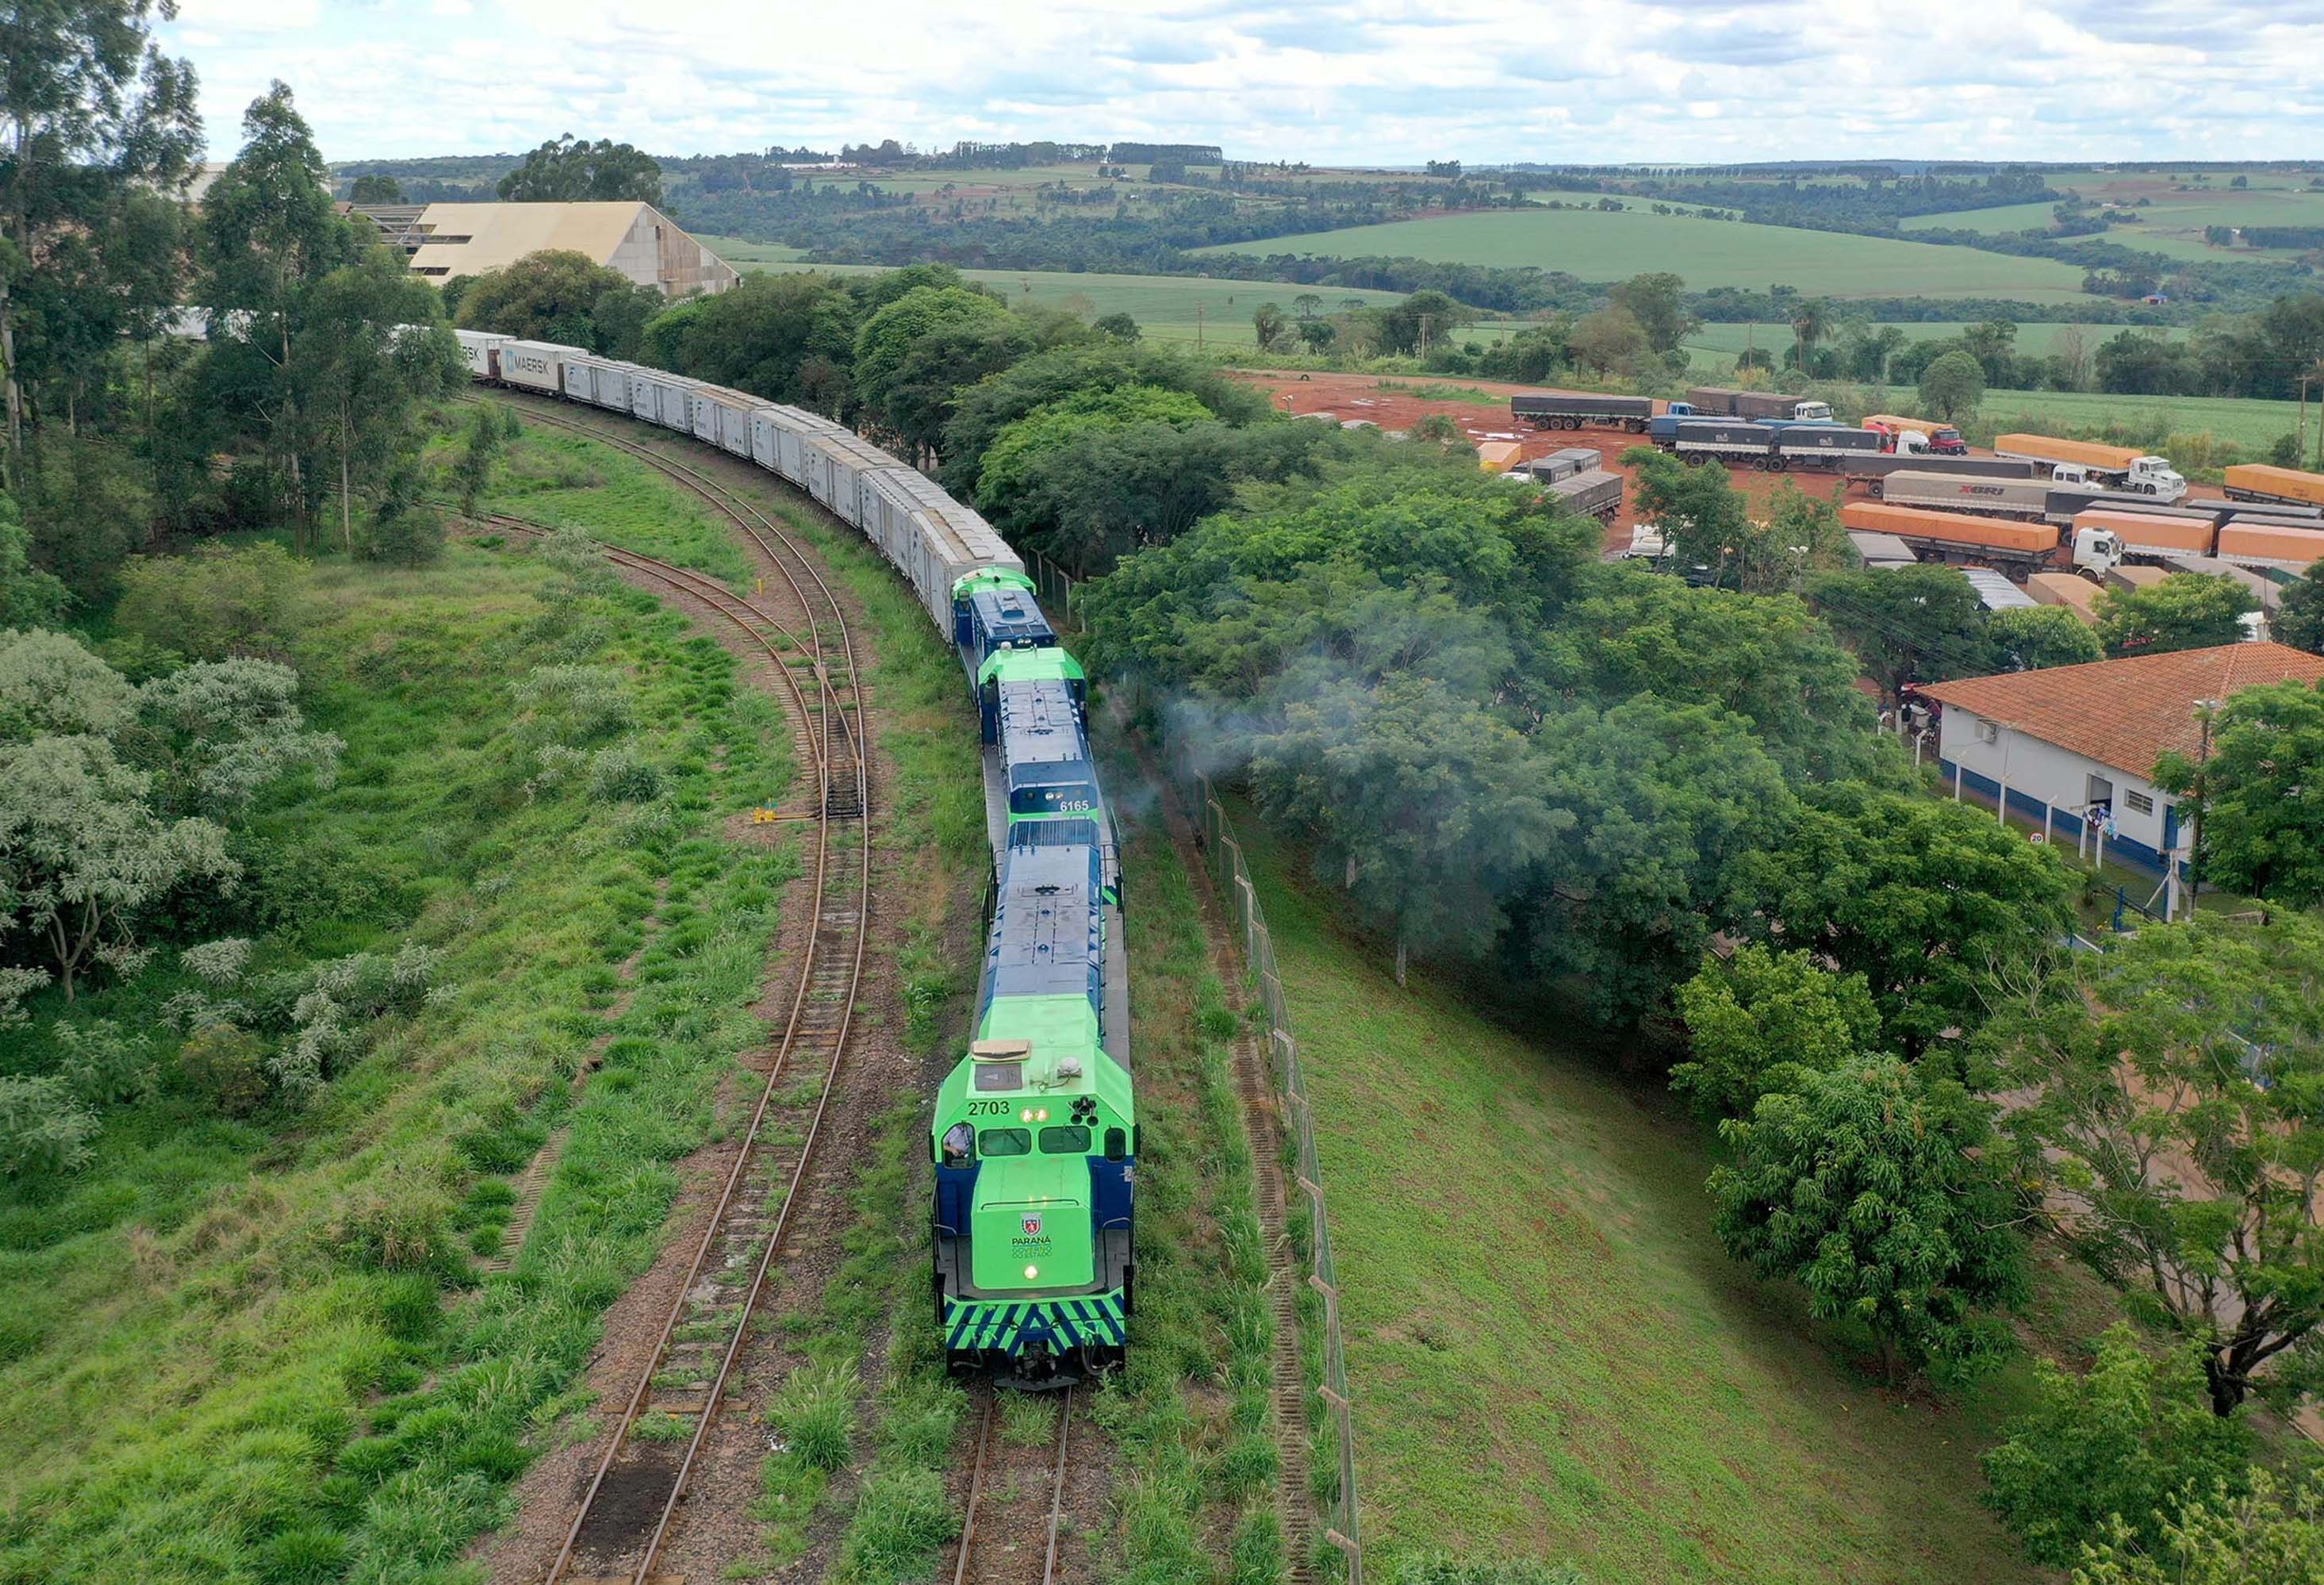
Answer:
[0,541,796,1583]
[1225,808,2050,1585]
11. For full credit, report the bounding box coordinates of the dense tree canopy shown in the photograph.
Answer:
[2094,574,2258,657]
[496,134,662,203]
[456,249,653,357]
[2155,679,2324,907]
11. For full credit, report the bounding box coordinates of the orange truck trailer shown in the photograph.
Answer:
[2223,463,2324,512]
[1994,433,2188,499]
[2073,508,2324,573]
[1841,500,2123,578]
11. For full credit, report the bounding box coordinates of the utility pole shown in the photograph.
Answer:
[1195,305,1203,348]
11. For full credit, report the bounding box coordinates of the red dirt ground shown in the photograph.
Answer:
[1230,369,1876,551]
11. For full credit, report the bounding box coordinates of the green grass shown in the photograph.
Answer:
[0,525,798,1582]
[1906,176,2324,262]
[1225,805,2052,1584]
[715,258,1410,343]
[1193,209,2096,301]
[1965,388,2307,453]
[477,416,757,589]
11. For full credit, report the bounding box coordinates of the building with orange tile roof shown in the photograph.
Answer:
[1913,642,2324,873]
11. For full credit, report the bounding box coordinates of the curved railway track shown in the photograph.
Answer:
[464,400,875,1585]
[948,1387,1083,1585]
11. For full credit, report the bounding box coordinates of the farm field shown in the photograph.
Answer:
[1229,811,2057,1585]
[1961,387,2309,451]
[1192,208,2096,300]
[1908,171,2324,261]
[706,251,1413,338]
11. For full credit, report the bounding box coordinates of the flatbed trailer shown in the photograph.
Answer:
[1510,393,1656,432]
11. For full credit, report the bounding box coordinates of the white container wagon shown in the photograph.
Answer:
[497,340,576,394]
[451,328,508,380]
[627,370,695,434]
[800,431,906,526]
[857,468,1022,634]
[688,385,758,459]
[562,352,634,412]
[751,405,849,486]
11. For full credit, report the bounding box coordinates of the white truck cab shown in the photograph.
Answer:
[2052,457,2188,501]
[1789,401,1835,423]
[2071,524,2125,577]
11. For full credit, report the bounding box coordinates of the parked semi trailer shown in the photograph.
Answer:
[1509,393,1674,432]
[1862,413,1968,455]
[1686,386,1834,423]
[1993,433,2187,499]
[1845,454,2037,485]
[1509,447,1622,518]
[2223,463,2324,511]
[2073,509,2324,574]
[1875,471,2050,518]
[1839,500,2123,578]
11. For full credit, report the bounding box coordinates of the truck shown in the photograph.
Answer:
[1875,471,2050,520]
[1686,386,1834,424]
[1668,419,1781,465]
[2222,462,2324,511]
[1839,500,2123,578]
[1843,454,2038,485]
[2073,508,2324,574]
[1547,467,1624,521]
[1519,447,1603,482]
[1862,413,1968,455]
[1766,423,1885,471]
[1993,433,2188,500]
[1509,393,1675,432]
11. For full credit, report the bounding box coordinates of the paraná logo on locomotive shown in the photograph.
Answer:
[1021,1214,1043,1238]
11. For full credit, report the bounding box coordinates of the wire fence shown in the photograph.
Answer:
[1024,548,1083,633]
[1160,731,1365,1585]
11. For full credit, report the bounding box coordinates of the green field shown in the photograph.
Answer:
[1899,202,2062,236]
[1963,387,2310,452]
[1192,208,2096,300]
[1229,812,2052,1583]
[696,248,1413,346]
[1907,170,2324,263]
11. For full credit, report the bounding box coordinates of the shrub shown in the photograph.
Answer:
[177,1023,271,1116]
[587,741,662,804]
[324,1164,456,1272]
[51,1019,158,1107]
[113,542,309,662]
[0,1075,100,1176]
[772,1360,858,1472]
[364,501,446,568]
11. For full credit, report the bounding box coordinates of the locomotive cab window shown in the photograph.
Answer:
[1038,1125,1091,1154]
[972,1062,1022,1092]
[980,1128,1031,1157]
[1104,1126,1127,1161]
[1011,779,1099,816]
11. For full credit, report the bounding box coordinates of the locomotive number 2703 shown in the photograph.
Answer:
[965,1100,1017,1116]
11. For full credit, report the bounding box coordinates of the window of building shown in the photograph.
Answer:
[2125,789,2155,816]
[415,267,450,276]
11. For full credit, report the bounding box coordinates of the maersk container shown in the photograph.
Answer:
[497,340,573,394]
[453,328,508,381]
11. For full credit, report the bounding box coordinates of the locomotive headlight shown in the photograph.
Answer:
[1024,1265,1040,1280]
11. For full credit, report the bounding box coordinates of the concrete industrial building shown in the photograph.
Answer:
[1915,642,2324,876]
[354,201,738,298]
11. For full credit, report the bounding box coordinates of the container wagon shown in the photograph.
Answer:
[1839,500,2122,578]
[496,340,569,394]
[2222,465,2324,512]
[451,328,508,381]
[1510,393,1658,432]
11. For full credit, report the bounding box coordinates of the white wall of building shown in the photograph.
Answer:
[1936,705,2180,858]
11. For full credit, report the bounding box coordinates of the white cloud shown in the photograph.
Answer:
[157,0,2324,163]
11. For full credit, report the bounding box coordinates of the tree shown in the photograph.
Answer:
[2075,1468,2324,1585]
[1709,1056,2027,1384]
[496,134,661,203]
[292,249,464,551]
[2154,678,2324,906]
[1918,349,1986,424]
[1091,312,1139,341]
[0,626,131,739]
[588,280,663,363]
[1292,294,1322,320]
[643,269,861,413]
[2094,574,2257,657]
[1567,305,1649,376]
[1624,447,1751,583]
[2274,559,2324,654]
[1846,324,1908,384]
[1789,297,1832,374]
[975,384,1215,532]
[0,0,201,478]
[0,490,71,626]
[346,173,402,204]
[849,285,1011,430]
[456,249,640,354]
[1989,913,2324,1414]
[880,317,1037,465]
[0,733,235,999]
[1608,271,1697,355]
[1987,604,2106,671]
[113,541,309,662]
[1252,301,1287,350]
[1981,1324,2251,1568]
[1671,944,1881,1120]
[1298,320,1336,354]
[1807,564,1993,713]
[199,82,358,541]
[454,401,505,517]
[1735,787,2076,1057]
[126,657,342,820]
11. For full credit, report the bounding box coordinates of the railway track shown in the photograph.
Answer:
[464,399,875,1585]
[947,1387,1082,1585]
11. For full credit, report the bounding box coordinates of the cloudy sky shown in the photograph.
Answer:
[162,0,2324,166]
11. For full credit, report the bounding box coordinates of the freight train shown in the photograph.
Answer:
[454,329,1133,1383]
